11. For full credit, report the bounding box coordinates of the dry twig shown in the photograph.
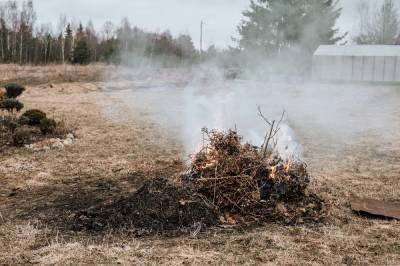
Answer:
[257,106,285,158]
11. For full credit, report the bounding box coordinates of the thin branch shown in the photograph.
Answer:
[257,107,286,159]
[257,105,272,126]
[277,110,286,125]
[263,120,275,158]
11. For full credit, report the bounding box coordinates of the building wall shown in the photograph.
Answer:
[384,57,397,82]
[312,55,400,82]
[363,57,374,81]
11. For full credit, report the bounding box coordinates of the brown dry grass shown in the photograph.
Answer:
[0,65,399,265]
[0,64,111,86]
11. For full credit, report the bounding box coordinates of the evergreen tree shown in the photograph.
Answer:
[237,0,345,55]
[72,39,91,64]
[76,23,84,41]
[175,34,196,59]
[100,38,119,63]
[64,23,73,61]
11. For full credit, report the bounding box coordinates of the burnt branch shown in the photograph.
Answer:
[258,107,286,159]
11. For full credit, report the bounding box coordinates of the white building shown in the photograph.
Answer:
[312,45,400,82]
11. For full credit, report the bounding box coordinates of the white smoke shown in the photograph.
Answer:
[178,65,303,160]
[279,124,304,159]
[102,62,400,169]
[102,64,303,161]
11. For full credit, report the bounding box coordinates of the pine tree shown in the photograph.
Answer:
[175,34,196,59]
[237,0,345,55]
[64,24,73,62]
[72,39,91,64]
[76,23,84,41]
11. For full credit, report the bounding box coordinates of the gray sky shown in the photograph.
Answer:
[31,0,249,48]
[17,0,371,48]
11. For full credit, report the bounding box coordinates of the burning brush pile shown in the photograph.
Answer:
[181,127,328,225]
[67,113,328,235]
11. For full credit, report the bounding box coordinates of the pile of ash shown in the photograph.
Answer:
[70,177,217,236]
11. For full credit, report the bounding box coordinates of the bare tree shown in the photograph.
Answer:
[0,3,6,61]
[85,21,97,61]
[57,15,67,63]
[102,20,114,41]
[118,18,131,51]
[19,0,36,64]
[355,0,399,44]
[356,0,371,36]
[38,22,53,63]
[70,18,79,50]
[6,1,19,61]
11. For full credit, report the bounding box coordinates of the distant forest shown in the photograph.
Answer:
[0,1,201,65]
[1,0,373,70]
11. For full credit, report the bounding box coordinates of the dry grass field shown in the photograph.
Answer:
[0,65,399,265]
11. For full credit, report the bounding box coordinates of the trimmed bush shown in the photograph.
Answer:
[20,109,47,126]
[0,99,24,112]
[18,115,30,125]
[12,126,36,146]
[0,116,20,132]
[40,118,57,135]
[4,83,25,98]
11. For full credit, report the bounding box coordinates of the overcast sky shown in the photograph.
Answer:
[13,0,385,48]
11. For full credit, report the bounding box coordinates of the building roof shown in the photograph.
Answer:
[314,45,400,57]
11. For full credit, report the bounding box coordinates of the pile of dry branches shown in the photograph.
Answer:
[181,110,328,224]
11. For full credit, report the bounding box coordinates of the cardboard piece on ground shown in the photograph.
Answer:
[350,195,400,220]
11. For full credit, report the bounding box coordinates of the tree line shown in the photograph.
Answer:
[0,0,347,68]
[0,1,198,65]
[2,0,396,69]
